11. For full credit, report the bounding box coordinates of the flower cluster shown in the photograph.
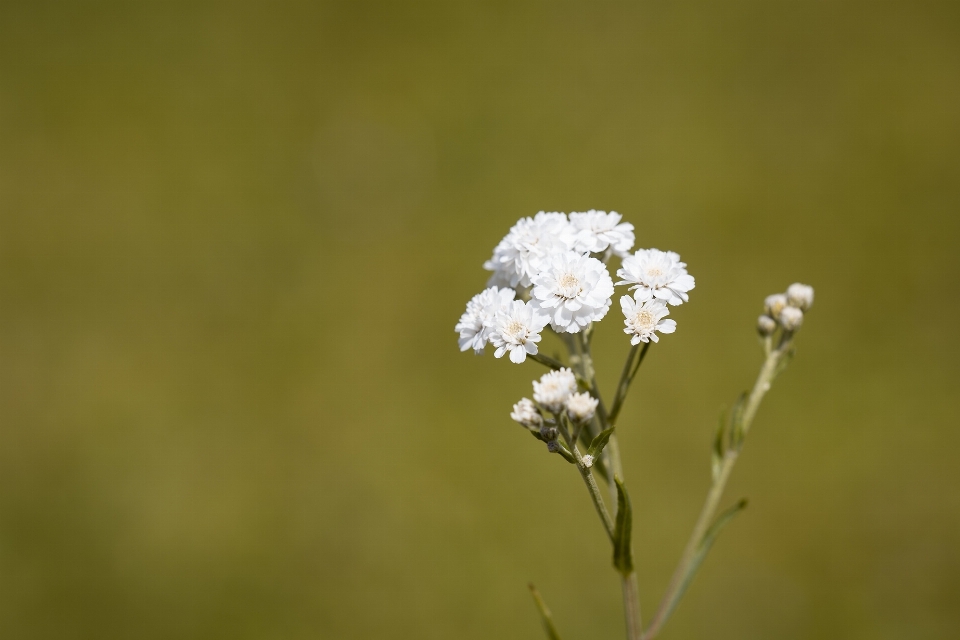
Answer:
[456,211,695,363]
[511,369,600,451]
[757,283,815,336]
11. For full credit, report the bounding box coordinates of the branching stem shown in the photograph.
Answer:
[642,336,794,639]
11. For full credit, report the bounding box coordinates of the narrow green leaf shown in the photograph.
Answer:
[729,391,747,449]
[528,583,563,640]
[658,499,748,628]
[612,476,634,575]
[587,426,616,459]
[712,409,726,482]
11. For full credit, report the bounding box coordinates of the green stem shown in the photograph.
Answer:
[622,572,643,640]
[559,415,614,541]
[608,342,651,427]
[643,338,793,639]
[571,332,642,639]
[530,352,566,371]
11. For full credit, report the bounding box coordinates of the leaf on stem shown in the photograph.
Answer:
[658,499,749,629]
[712,410,726,482]
[612,476,634,575]
[729,391,747,450]
[587,426,616,460]
[528,583,563,640]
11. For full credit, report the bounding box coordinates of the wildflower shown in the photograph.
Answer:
[566,392,599,424]
[455,287,517,353]
[757,315,777,337]
[531,251,614,333]
[569,210,635,256]
[764,293,788,318]
[581,454,595,468]
[490,300,549,364]
[484,212,577,288]
[786,283,814,311]
[510,398,544,429]
[617,248,695,305]
[533,368,578,413]
[621,297,676,344]
[779,306,804,331]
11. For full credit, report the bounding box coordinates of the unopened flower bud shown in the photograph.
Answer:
[786,283,814,311]
[510,398,543,429]
[779,306,804,331]
[581,454,595,468]
[764,293,788,318]
[757,314,777,337]
[546,440,561,453]
[565,392,599,424]
[539,424,559,442]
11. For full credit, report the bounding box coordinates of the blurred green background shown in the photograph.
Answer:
[1,1,959,638]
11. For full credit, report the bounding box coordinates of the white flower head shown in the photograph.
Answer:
[764,293,788,318]
[779,305,804,332]
[566,391,599,424]
[786,283,814,311]
[569,210,635,257]
[531,251,614,333]
[617,248,695,305]
[620,296,676,345]
[483,212,577,288]
[581,454,595,468]
[533,368,578,414]
[489,300,549,364]
[455,287,517,353]
[510,398,543,429]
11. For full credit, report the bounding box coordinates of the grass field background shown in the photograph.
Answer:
[1,2,959,638]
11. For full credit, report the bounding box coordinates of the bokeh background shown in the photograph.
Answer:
[1,2,959,638]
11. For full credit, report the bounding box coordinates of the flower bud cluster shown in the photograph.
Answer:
[757,282,814,337]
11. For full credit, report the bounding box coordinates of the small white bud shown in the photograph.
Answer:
[533,368,578,414]
[566,392,599,424]
[786,283,814,311]
[757,314,777,337]
[764,293,788,318]
[581,454,595,468]
[779,305,804,331]
[510,398,543,429]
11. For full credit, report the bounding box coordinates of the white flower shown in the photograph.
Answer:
[569,210,635,256]
[786,283,814,311]
[531,251,614,333]
[779,306,804,331]
[533,368,578,413]
[489,300,549,364]
[510,398,543,429]
[581,454,595,468]
[455,287,517,353]
[620,296,676,344]
[566,391,599,424]
[483,212,577,288]
[617,248,695,305]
